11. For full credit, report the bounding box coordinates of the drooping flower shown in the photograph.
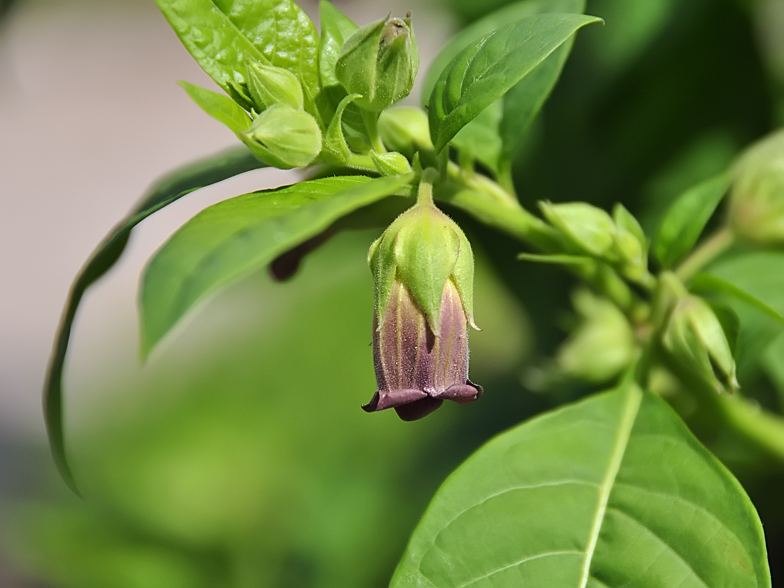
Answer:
[362,169,481,420]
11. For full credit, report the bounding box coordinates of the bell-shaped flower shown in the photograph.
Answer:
[362,169,481,420]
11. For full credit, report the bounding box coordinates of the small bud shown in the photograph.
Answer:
[378,107,433,156]
[611,203,648,281]
[370,149,412,176]
[729,129,784,245]
[335,13,419,112]
[556,289,637,383]
[662,294,739,394]
[539,202,617,259]
[242,104,322,169]
[246,59,304,111]
[363,171,481,420]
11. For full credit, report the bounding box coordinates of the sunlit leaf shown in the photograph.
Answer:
[427,13,601,153]
[155,0,320,109]
[391,381,770,588]
[140,174,413,357]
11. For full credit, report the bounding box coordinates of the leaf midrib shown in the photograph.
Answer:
[577,385,642,588]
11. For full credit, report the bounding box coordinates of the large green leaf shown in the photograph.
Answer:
[499,31,575,160]
[391,381,770,588]
[427,13,601,153]
[44,147,265,494]
[422,0,582,102]
[155,0,320,109]
[653,171,731,269]
[140,174,413,357]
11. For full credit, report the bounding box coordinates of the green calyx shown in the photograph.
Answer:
[241,103,322,169]
[246,59,305,111]
[369,169,476,336]
[335,13,419,113]
[657,273,739,394]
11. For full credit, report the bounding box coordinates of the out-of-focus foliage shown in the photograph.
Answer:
[2,231,533,588]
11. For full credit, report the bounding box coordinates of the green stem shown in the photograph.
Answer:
[362,110,386,154]
[674,227,734,282]
[417,168,437,206]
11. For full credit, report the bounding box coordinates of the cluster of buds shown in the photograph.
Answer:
[539,201,648,283]
[363,169,482,420]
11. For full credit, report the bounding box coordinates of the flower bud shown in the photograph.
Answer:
[539,202,617,259]
[241,103,322,169]
[370,149,412,176]
[335,13,419,113]
[365,278,481,420]
[729,129,784,245]
[363,176,481,420]
[662,294,739,394]
[246,59,304,111]
[556,289,637,383]
[378,107,433,157]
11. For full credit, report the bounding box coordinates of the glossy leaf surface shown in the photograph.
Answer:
[179,81,252,134]
[427,13,600,153]
[318,0,358,89]
[140,174,413,357]
[44,147,265,493]
[391,382,770,588]
[654,171,731,268]
[155,0,319,108]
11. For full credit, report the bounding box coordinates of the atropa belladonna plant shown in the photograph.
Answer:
[43,0,781,583]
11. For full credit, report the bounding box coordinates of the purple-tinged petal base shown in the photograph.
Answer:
[362,379,483,421]
[440,381,483,404]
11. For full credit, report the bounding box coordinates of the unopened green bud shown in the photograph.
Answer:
[378,107,433,156]
[242,104,322,169]
[370,149,412,176]
[246,59,304,111]
[662,294,739,394]
[335,13,419,112]
[611,203,648,281]
[729,129,784,245]
[556,289,637,383]
[363,170,481,420]
[369,182,476,335]
[540,202,617,259]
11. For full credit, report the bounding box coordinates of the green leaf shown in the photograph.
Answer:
[427,13,601,153]
[44,147,265,494]
[700,252,784,375]
[179,81,252,134]
[654,171,731,268]
[690,272,784,328]
[518,252,594,266]
[422,0,583,102]
[450,101,503,173]
[322,93,361,162]
[499,32,575,160]
[318,0,358,89]
[391,381,770,588]
[155,0,320,109]
[140,174,413,357]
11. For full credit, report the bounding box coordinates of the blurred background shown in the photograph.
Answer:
[1,0,783,586]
